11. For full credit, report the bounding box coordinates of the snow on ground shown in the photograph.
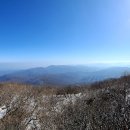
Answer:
[0,93,83,119]
[0,92,83,130]
[0,105,7,119]
[25,116,41,130]
[53,93,83,112]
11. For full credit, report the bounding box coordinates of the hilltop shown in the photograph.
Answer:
[0,75,130,129]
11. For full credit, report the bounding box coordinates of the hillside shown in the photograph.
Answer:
[0,65,130,85]
[0,75,130,129]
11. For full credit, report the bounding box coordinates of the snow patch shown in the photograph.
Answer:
[0,105,7,119]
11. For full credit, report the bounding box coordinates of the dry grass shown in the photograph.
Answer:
[0,75,130,130]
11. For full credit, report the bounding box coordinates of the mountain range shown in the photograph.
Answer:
[0,65,130,86]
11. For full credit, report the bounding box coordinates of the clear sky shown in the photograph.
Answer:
[0,0,130,66]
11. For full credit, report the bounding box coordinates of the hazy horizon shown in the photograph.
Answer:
[0,62,130,70]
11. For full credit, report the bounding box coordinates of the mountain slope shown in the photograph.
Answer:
[1,75,130,129]
[0,65,129,85]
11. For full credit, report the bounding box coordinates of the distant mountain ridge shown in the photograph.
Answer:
[0,65,130,86]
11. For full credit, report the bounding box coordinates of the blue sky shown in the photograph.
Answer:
[0,0,130,66]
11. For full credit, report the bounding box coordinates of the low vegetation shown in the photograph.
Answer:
[0,75,130,130]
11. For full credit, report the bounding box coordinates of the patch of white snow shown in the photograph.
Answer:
[0,105,7,119]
